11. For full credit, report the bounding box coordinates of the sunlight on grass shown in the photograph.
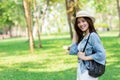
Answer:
[0,52,77,72]
[0,31,120,80]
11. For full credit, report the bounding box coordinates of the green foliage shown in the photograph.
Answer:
[94,0,107,12]
[0,0,118,34]
[0,0,26,28]
[0,31,120,80]
[49,0,64,4]
[0,1,15,25]
[95,23,109,28]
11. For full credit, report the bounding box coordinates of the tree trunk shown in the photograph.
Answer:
[33,0,42,48]
[40,0,49,33]
[116,0,120,37]
[65,0,80,39]
[65,0,73,39]
[8,26,12,37]
[23,0,34,54]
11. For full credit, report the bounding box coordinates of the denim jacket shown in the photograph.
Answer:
[69,32,106,73]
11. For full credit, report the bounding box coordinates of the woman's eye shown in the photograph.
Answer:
[82,20,85,22]
[77,21,80,24]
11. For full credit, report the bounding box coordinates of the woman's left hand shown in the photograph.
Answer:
[77,52,86,60]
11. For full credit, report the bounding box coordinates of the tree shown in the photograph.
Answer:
[40,0,49,33]
[65,0,80,39]
[33,0,42,48]
[116,0,120,37]
[23,0,34,54]
[0,1,16,37]
[0,0,26,37]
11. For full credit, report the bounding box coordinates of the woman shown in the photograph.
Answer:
[69,10,106,80]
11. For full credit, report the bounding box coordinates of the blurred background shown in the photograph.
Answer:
[0,0,120,80]
[0,0,119,42]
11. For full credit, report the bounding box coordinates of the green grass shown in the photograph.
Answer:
[0,31,120,80]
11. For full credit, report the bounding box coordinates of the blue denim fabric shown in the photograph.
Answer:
[88,32,106,65]
[69,32,106,65]
[69,32,106,74]
[69,43,78,55]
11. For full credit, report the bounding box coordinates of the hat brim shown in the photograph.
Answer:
[76,15,95,22]
[76,10,95,22]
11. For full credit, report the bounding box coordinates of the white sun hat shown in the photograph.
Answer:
[76,10,95,22]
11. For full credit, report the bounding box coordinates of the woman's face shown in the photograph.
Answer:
[77,17,89,33]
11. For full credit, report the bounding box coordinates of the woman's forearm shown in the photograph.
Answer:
[72,32,78,44]
[85,56,93,60]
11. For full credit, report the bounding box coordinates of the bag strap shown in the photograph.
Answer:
[78,33,91,61]
[82,33,91,52]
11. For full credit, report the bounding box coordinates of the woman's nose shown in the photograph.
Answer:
[79,22,84,26]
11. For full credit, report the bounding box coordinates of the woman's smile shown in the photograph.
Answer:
[77,17,89,32]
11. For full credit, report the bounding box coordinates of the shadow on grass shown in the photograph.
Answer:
[100,36,120,80]
[0,37,71,56]
[0,65,76,80]
[0,38,30,56]
[0,36,120,80]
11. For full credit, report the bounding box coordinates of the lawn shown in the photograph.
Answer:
[0,31,120,80]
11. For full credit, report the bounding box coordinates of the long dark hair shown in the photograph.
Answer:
[74,17,97,43]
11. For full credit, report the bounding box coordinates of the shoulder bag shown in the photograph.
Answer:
[82,33,105,78]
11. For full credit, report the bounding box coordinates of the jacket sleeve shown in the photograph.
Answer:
[69,43,78,55]
[90,32,106,65]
